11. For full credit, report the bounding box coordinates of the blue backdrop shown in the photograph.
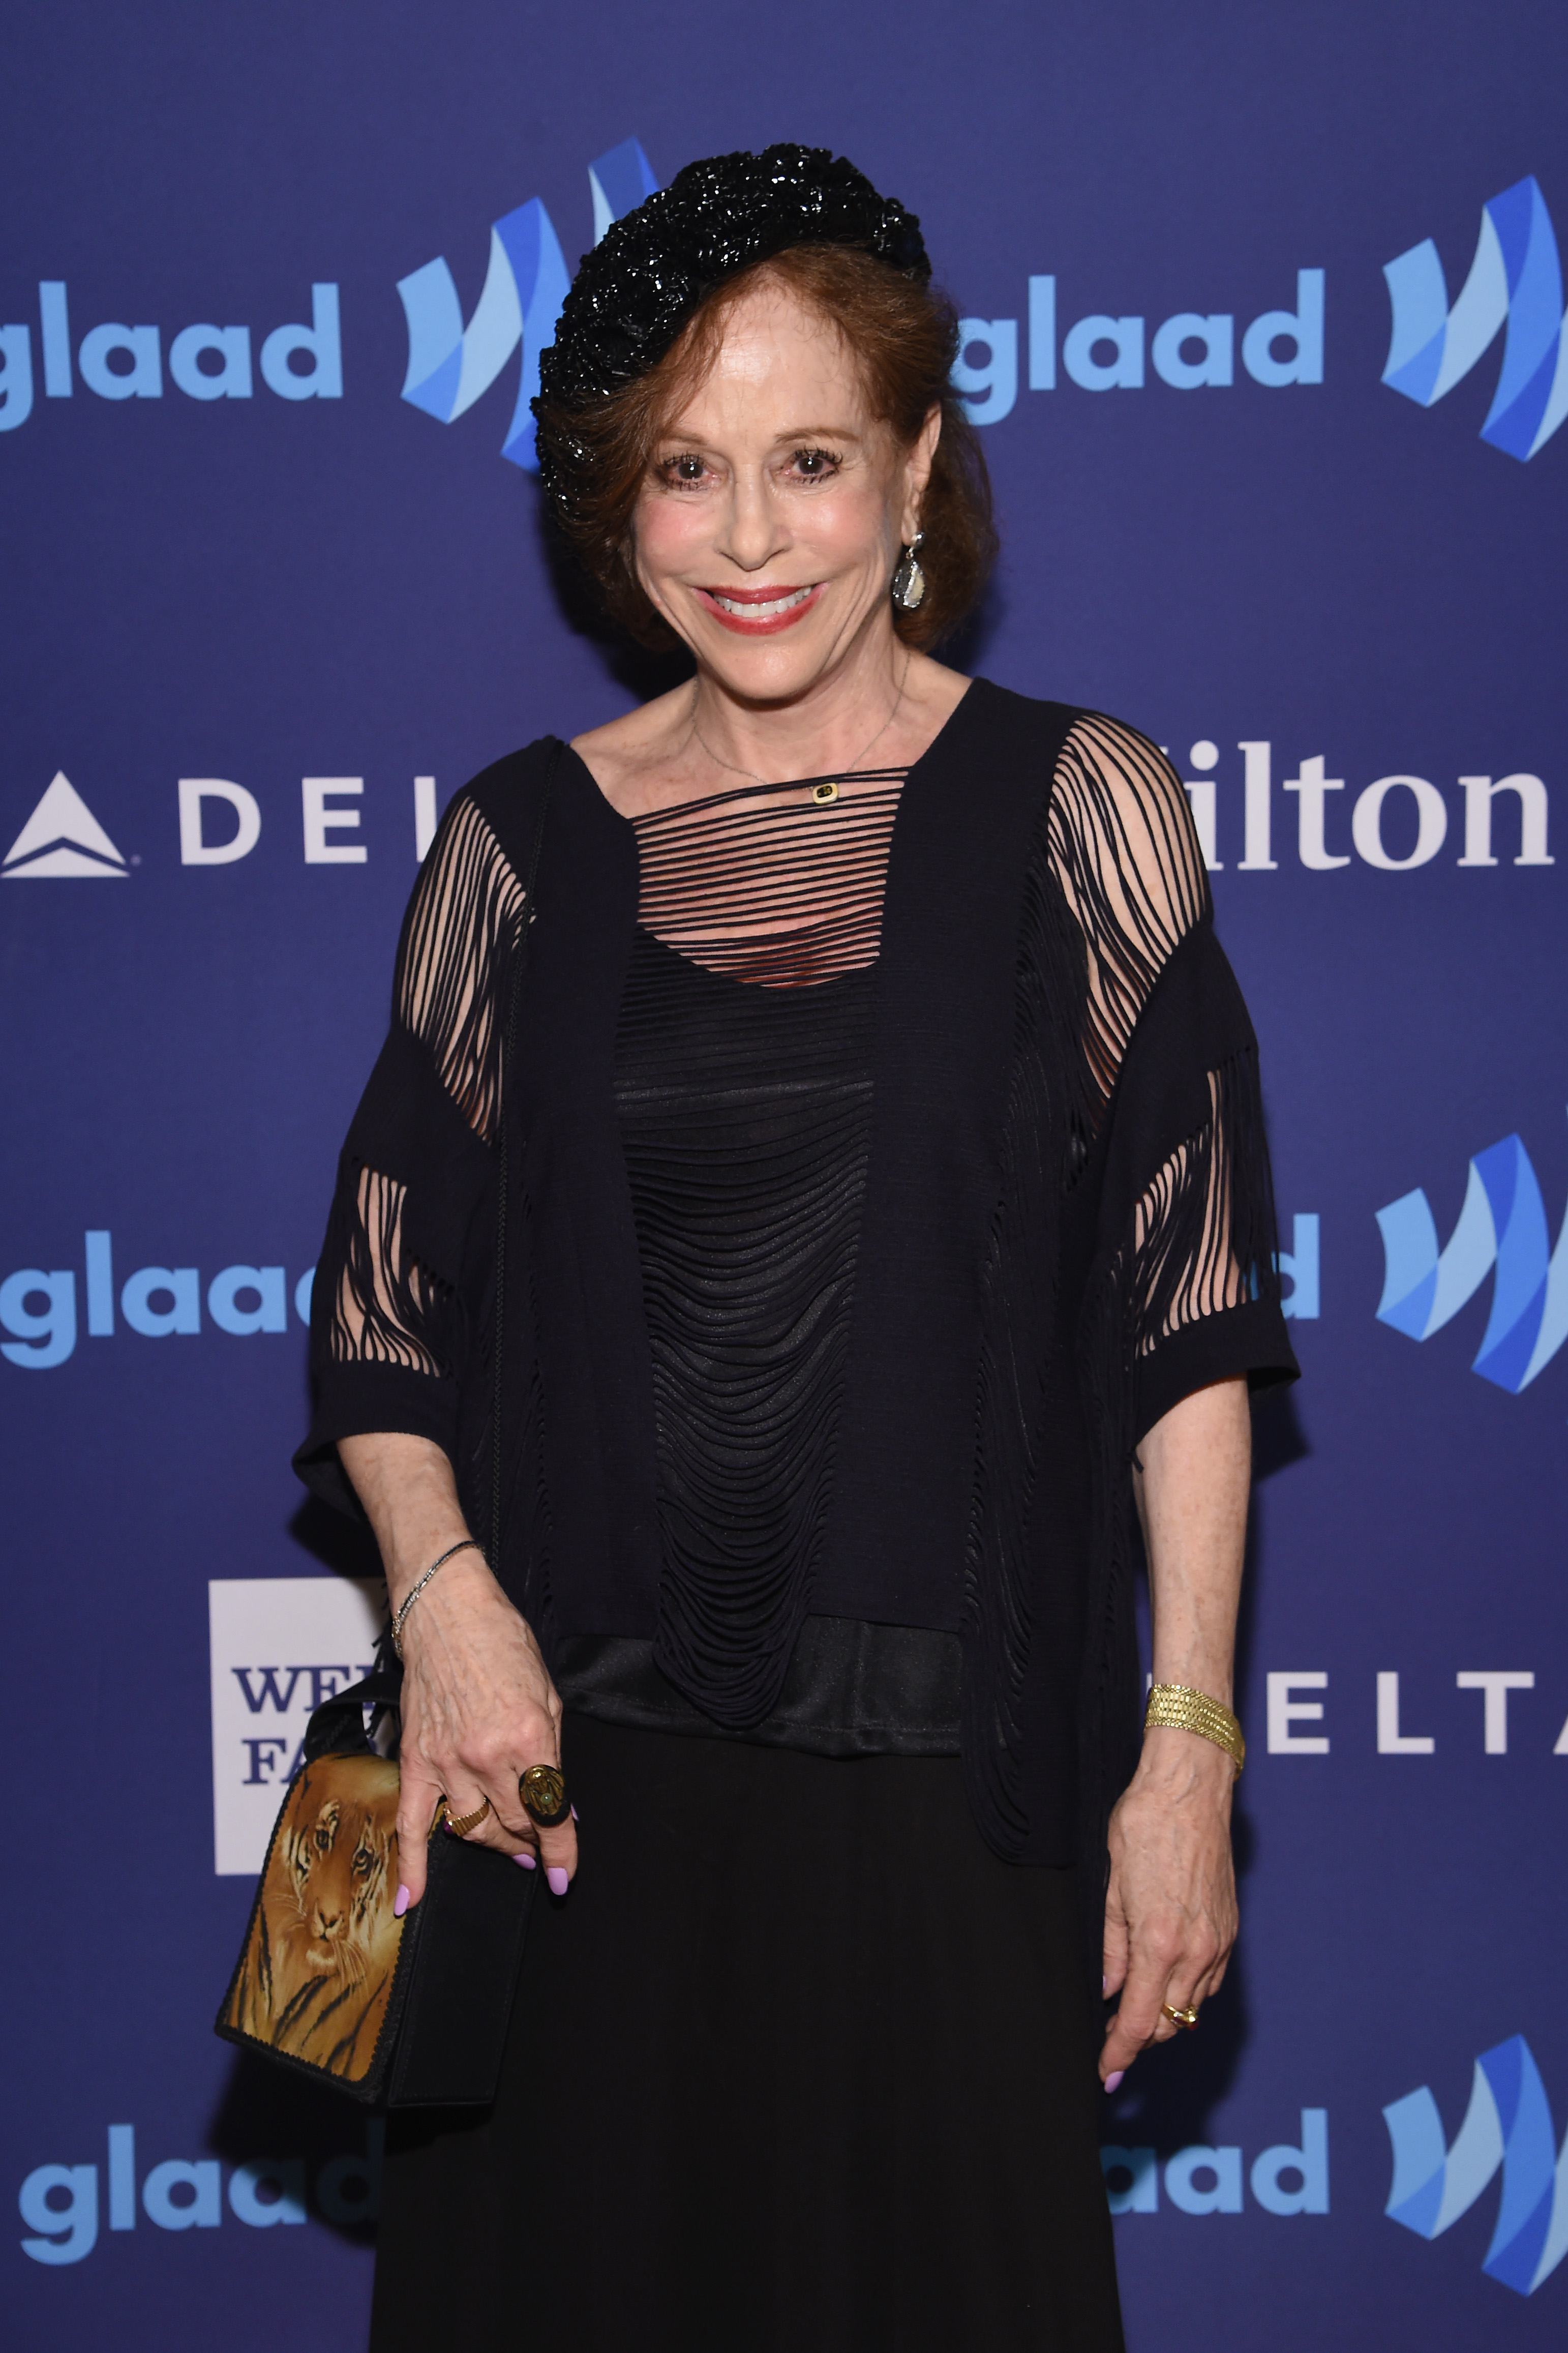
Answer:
[5,4,1566,2345]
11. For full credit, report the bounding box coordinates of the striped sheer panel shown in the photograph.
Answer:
[1047,713,1209,1110]
[395,796,526,1144]
[327,797,524,1368]
[326,1167,448,1375]
[1047,714,1262,1357]
[633,768,906,987]
[1132,1061,1259,1352]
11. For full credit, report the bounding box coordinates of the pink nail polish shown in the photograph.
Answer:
[570,1805,579,1822]
[513,1851,537,1870]
[1102,1976,1109,1997]
[1104,2070,1125,2094]
[546,1865,569,1896]
[394,1885,410,1918]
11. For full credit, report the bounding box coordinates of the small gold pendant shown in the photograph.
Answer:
[811,780,839,805]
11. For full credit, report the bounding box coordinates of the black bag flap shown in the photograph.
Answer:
[387,1829,536,2106]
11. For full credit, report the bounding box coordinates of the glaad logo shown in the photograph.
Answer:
[950,270,1323,428]
[0,283,340,432]
[0,1231,314,1369]
[3,772,128,879]
[1375,1116,1568,1393]
[1383,174,1568,460]
[397,137,658,470]
[1103,2109,1328,2217]
[19,2120,382,2262]
[1385,2037,1568,2295]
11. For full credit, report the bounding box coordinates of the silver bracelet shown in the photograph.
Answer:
[391,1538,481,1658]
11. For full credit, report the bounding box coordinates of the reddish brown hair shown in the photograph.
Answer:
[534,243,996,652]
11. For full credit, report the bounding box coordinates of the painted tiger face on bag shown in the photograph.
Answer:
[223,1755,403,2080]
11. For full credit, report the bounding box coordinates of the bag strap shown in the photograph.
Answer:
[489,749,557,1565]
[301,1654,403,1762]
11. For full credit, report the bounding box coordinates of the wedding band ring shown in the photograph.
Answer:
[1162,2002,1199,2030]
[444,1797,492,1838]
[519,1763,569,1829]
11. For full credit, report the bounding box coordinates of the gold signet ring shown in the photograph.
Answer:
[1161,2003,1199,2030]
[519,1763,569,1828]
[444,1797,492,1838]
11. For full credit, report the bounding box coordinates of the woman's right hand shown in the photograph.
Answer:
[393,1546,579,1905]
[335,1432,579,1910]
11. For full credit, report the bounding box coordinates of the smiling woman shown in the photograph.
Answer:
[561,254,976,809]
[534,235,993,654]
[294,142,1296,2353]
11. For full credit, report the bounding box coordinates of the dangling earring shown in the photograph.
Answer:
[891,531,926,612]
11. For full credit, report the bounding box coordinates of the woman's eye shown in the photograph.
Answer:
[790,448,841,480]
[660,452,709,487]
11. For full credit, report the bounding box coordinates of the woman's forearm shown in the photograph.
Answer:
[337,1431,476,1610]
[1132,1376,1250,1714]
[1100,1376,1251,2078]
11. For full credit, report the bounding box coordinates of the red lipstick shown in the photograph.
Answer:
[693,583,823,636]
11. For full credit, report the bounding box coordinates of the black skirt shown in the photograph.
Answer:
[371,1715,1125,2353]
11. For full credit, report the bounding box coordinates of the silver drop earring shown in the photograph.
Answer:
[891,531,926,612]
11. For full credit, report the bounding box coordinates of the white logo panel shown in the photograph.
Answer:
[208,1576,386,1875]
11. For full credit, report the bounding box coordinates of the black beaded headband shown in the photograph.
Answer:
[532,143,930,515]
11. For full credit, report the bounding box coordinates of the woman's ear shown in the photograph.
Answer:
[900,404,943,543]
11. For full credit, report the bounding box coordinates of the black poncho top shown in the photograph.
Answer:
[296,681,1297,1878]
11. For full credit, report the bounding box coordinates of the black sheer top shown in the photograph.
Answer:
[557,765,961,1753]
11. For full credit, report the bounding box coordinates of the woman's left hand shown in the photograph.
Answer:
[1099,1726,1237,2083]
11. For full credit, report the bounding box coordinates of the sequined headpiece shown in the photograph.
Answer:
[532,144,930,516]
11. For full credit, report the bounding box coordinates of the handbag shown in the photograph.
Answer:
[214,1656,535,2105]
[215,758,556,2106]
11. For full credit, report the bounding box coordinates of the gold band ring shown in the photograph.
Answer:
[443,1797,492,1838]
[519,1763,569,1829]
[1161,2002,1199,2031]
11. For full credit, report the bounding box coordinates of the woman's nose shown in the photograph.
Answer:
[718,474,786,573]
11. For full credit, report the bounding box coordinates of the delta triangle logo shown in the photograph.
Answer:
[3,773,129,878]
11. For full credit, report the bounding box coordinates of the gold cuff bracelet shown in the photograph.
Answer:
[1143,1682,1245,1777]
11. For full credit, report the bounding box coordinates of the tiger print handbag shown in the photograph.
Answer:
[214,1655,536,2106]
[216,757,556,2107]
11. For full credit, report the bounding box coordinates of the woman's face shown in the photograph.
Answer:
[631,279,938,702]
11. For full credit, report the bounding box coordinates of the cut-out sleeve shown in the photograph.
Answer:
[1050,714,1298,1439]
[294,795,526,1509]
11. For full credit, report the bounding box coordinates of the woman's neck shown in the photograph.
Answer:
[684,643,914,788]
[571,631,971,820]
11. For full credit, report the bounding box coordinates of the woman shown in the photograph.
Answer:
[297,146,1296,2351]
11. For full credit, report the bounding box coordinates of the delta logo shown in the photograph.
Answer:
[3,772,128,879]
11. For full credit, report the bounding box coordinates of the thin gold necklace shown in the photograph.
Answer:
[686,653,912,791]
